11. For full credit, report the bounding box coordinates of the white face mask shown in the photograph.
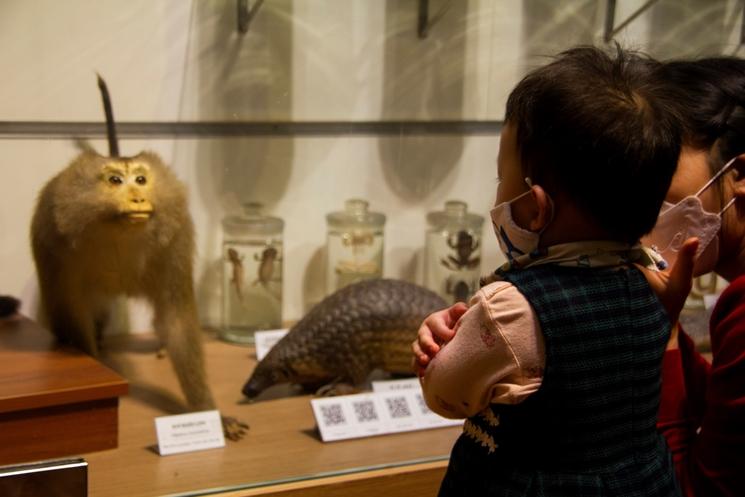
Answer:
[643,157,737,276]
[490,179,553,263]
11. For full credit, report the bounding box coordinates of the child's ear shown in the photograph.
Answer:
[528,185,552,232]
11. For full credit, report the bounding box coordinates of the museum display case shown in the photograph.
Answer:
[0,0,738,495]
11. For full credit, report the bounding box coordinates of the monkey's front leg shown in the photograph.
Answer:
[152,298,248,440]
[152,300,214,410]
[42,287,100,356]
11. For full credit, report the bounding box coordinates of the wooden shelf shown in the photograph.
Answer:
[0,316,129,466]
[77,329,461,496]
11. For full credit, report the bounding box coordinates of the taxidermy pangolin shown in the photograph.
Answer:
[242,278,448,399]
[30,75,247,440]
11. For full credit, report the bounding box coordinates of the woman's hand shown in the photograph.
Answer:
[638,237,699,325]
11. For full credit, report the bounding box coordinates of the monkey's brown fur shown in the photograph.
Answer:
[30,106,246,439]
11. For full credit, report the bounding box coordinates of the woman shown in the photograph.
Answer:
[650,57,745,497]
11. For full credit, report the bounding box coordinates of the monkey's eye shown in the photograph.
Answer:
[135,176,147,185]
[108,175,123,185]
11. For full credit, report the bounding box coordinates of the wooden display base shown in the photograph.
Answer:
[80,330,461,497]
[0,315,128,466]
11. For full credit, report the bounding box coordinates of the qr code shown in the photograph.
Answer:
[352,400,379,422]
[385,396,412,419]
[320,404,346,426]
[414,392,432,415]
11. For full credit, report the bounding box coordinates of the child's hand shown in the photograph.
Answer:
[412,302,468,377]
[638,237,699,325]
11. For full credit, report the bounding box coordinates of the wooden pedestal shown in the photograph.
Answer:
[0,315,128,466]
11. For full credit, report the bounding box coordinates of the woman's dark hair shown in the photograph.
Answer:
[662,57,745,170]
[505,45,683,243]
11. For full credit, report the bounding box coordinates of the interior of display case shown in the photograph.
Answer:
[92,334,461,497]
[0,314,461,497]
[1,0,740,495]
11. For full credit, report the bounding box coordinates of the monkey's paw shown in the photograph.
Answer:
[222,416,249,441]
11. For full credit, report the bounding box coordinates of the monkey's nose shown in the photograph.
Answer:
[130,197,145,204]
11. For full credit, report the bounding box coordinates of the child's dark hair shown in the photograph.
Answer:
[505,45,683,243]
[661,57,745,171]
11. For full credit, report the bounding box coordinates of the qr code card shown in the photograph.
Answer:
[376,391,419,433]
[311,394,389,441]
[410,391,463,429]
[373,380,463,429]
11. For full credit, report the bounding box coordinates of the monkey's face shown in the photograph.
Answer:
[99,160,154,223]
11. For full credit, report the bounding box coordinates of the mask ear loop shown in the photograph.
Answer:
[502,177,536,206]
[695,156,737,197]
[719,196,736,216]
[694,157,738,215]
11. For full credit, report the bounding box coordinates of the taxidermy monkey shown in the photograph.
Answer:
[30,75,247,440]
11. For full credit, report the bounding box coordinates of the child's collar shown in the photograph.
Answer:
[481,241,663,285]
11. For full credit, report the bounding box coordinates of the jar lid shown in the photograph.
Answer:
[427,200,484,232]
[223,202,284,235]
[326,198,386,229]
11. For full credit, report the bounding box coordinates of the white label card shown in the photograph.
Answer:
[254,328,289,361]
[155,410,225,456]
[371,377,422,392]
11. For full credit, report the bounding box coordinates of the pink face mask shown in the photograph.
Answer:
[490,178,554,263]
[643,157,737,276]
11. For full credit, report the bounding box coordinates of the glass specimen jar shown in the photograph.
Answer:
[325,199,386,295]
[425,200,484,304]
[221,202,283,344]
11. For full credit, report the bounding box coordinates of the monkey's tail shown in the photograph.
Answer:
[96,73,119,157]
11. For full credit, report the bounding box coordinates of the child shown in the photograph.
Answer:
[415,46,686,496]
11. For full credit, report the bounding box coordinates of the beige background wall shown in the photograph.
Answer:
[1,0,742,331]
